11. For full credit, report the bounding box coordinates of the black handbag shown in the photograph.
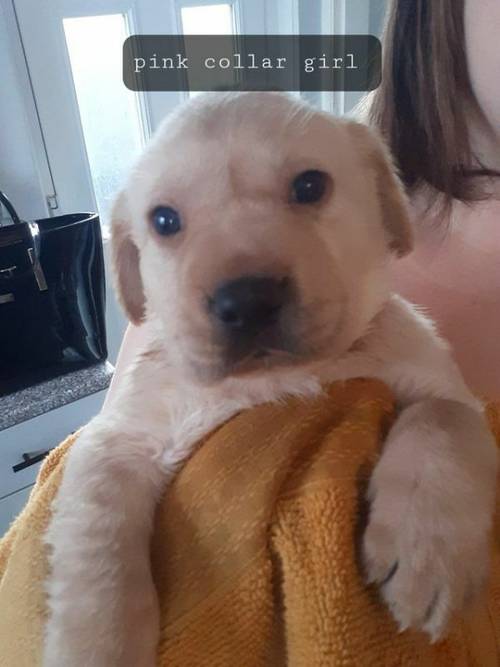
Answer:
[0,190,107,396]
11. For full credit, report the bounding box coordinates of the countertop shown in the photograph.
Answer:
[0,362,114,431]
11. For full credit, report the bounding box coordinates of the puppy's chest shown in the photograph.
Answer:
[158,376,326,471]
[159,394,243,471]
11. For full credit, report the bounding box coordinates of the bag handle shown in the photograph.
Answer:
[0,191,48,291]
[0,190,23,226]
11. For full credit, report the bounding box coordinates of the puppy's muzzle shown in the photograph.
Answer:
[209,275,291,336]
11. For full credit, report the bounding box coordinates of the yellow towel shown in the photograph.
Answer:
[0,378,499,666]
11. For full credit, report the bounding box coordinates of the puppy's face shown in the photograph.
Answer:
[112,92,412,384]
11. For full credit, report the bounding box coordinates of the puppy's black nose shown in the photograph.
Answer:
[210,276,289,331]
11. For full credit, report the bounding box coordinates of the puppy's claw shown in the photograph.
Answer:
[362,522,398,584]
[422,588,458,644]
[379,560,399,587]
[423,590,440,625]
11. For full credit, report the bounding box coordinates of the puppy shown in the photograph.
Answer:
[43,92,498,666]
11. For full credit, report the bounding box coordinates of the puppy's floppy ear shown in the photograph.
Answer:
[110,191,146,324]
[346,121,414,258]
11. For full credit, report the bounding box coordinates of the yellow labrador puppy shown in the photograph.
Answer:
[43,92,497,666]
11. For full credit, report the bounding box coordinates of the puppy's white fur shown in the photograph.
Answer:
[43,93,498,666]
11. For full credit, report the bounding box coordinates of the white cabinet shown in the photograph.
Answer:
[0,486,33,536]
[0,389,106,536]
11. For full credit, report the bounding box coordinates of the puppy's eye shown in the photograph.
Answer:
[291,170,328,204]
[151,206,182,236]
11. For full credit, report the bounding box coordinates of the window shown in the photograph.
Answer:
[63,14,146,225]
[180,4,234,35]
[180,3,236,95]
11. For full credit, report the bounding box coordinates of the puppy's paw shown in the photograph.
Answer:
[363,494,490,641]
[362,399,497,641]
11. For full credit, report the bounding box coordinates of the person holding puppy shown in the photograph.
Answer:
[367,0,500,400]
[108,0,500,404]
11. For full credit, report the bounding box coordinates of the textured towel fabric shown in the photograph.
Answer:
[0,378,499,666]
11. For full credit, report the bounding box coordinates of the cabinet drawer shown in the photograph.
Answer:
[0,390,106,500]
[0,485,33,537]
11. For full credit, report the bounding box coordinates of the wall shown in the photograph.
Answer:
[0,3,48,220]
